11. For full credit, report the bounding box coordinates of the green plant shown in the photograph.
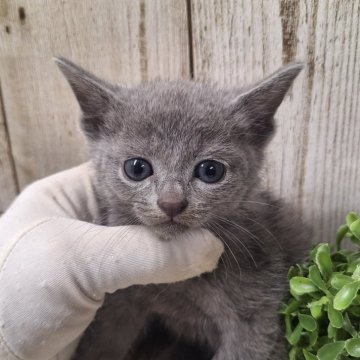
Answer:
[282,212,360,360]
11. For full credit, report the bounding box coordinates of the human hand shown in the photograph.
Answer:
[0,163,223,360]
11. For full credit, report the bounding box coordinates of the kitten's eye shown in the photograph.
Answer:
[124,158,153,181]
[194,160,225,184]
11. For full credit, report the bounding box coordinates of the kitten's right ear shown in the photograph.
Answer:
[55,57,117,139]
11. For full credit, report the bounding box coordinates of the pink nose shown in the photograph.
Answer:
[157,198,188,218]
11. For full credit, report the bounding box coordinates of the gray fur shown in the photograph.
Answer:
[56,57,311,360]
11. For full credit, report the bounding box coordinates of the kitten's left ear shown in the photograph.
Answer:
[231,62,304,146]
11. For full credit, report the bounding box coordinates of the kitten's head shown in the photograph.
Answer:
[56,58,302,238]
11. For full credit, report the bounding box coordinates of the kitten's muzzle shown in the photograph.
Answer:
[157,197,188,219]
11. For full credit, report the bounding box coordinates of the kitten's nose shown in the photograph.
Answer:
[157,197,188,219]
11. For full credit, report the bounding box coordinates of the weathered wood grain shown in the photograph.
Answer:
[0,83,18,213]
[191,0,360,242]
[0,0,189,193]
[0,0,359,245]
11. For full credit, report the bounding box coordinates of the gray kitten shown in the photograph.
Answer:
[56,58,311,360]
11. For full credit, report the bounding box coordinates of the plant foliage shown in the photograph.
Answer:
[282,212,360,360]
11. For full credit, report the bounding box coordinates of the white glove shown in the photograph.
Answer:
[0,163,223,360]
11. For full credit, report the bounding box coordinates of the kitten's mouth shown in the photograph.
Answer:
[151,219,189,240]
[162,219,178,225]
[159,219,186,228]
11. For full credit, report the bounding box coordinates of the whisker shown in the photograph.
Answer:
[217,234,242,278]
[212,214,265,252]
[213,220,257,269]
[211,225,231,280]
[215,200,281,209]
[243,215,284,253]
[150,284,171,303]
[237,200,281,208]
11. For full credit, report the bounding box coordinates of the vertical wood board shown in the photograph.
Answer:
[0,0,359,245]
[191,0,360,242]
[0,83,18,212]
[0,0,190,190]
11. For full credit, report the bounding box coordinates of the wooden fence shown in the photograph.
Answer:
[0,0,359,242]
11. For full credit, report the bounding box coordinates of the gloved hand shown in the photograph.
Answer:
[0,163,223,360]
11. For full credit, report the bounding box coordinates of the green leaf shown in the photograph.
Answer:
[289,346,299,360]
[334,281,360,311]
[309,265,328,292]
[347,258,360,273]
[336,224,349,250]
[314,296,330,306]
[290,277,318,296]
[347,305,360,317]
[353,265,360,280]
[350,234,360,247]
[288,265,300,280]
[282,299,302,315]
[333,250,351,263]
[310,304,323,320]
[317,341,345,360]
[352,295,360,305]
[285,315,292,338]
[288,266,296,280]
[308,297,329,319]
[317,336,333,350]
[316,244,333,281]
[328,302,343,328]
[289,347,298,360]
[299,313,317,332]
[309,329,319,347]
[327,323,337,339]
[342,312,357,337]
[309,302,323,319]
[288,266,299,280]
[287,323,303,345]
[331,273,353,290]
[346,212,359,228]
[345,338,360,357]
[303,349,318,360]
[350,219,360,241]
[310,244,321,262]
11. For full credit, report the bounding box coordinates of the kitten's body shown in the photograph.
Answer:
[55,59,311,359]
[75,193,307,360]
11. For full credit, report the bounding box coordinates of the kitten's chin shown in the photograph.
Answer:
[151,221,189,241]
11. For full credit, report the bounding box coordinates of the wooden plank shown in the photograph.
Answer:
[191,0,360,242]
[0,0,189,189]
[0,83,18,213]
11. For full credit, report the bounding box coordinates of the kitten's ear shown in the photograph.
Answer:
[55,57,117,139]
[231,62,304,146]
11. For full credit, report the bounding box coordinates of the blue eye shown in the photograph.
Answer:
[124,158,153,181]
[194,160,225,183]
